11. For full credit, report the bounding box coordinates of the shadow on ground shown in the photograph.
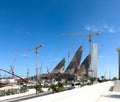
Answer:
[103,94,120,99]
[109,86,113,91]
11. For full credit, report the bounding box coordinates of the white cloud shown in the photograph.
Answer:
[108,26,115,33]
[85,24,117,33]
[91,26,98,32]
[21,53,30,57]
[103,25,109,29]
[85,25,91,31]
[85,25,98,32]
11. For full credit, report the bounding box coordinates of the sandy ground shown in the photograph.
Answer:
[0,85,20,90]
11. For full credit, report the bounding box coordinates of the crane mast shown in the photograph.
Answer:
[35,44,44,81]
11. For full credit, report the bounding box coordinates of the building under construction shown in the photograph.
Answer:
[40,45,92,81]
[51,58,65,74]
[44,45,91,81]
[79,54,91,78]
[2,45,91,82]
[65,46,83,75]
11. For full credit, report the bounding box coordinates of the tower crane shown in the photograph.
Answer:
[46,66,51,79]
[49,51,59,71]
[61,33,100,77]
[10,49,18,79]
[24,44,44,81]
[22,50,30,79]
[35,44,44,81]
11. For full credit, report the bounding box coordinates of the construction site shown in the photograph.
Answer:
[0,33,120,102]
[0,33,100,86]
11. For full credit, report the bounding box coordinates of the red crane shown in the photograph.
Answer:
[0,68,28,83]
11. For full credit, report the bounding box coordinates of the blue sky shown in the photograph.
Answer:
[0,0,120,78]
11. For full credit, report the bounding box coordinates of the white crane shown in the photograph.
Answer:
[61,33,100,76]
[24,44,44,81]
